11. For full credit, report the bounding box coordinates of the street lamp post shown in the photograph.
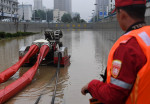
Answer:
[92,10,95,22]
[95,3,104,21]
[58,11,60,23]
[22,3,24,21]
[1,0,4,20]
[94,3,99,22]
[11,2,15,22]
[34,10,36,22]
[92,12,94,23]
[46,10,47,22]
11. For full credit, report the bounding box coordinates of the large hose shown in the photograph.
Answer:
[0,44,39,84]
[0,44,50,104]
[51,52,61,104]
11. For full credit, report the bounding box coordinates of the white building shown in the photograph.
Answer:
[34,0,43,10]
[54,0,72,14]
[53,9,67,23]
[18,4,32,21]
[145,1,150,16]
[0,0,18,21]
[109,0,115,13]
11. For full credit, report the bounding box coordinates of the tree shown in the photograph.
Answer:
[72,14,86,23]
[80,19,86,23]
[46,10,53,22]
[73,14,80,23]
[32,10,53,22]
[34,10,45,20]
[61,13,72,23]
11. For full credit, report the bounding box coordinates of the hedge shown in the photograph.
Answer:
[0,32,36,39]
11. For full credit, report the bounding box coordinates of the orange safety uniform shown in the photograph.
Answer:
[107,26,150,103]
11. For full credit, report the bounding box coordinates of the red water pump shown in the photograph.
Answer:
[19,29,70,66]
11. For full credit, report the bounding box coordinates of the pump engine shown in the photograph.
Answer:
[19,29,70,66]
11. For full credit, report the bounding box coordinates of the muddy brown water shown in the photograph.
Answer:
[0,29,122,104]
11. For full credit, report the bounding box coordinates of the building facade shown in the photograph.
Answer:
[18,4,32,21]
[53,9,67,23]
[146,1,150,16]
[108,0,115,13]
[34,0,43,10]
[95,0,109,18]
[54,0,72,14]
[0,0,18,21]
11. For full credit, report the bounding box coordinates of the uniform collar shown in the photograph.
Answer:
[125,21,146,33]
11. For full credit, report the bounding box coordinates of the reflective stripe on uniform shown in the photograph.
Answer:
[138,32,150,46]
[110,77,133,89]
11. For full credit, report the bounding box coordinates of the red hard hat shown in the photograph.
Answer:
[111,0,146,13]
[115,0,146,7]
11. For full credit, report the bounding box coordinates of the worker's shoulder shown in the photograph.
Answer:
[120,36,137,45]
[115,37,142,59]
[117,37,141,53]
[120,25,150,44]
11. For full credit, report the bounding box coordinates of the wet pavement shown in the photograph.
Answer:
[0,29,123,104]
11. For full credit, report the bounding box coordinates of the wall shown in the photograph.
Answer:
[0,22,94,33]
[0,16,150,33]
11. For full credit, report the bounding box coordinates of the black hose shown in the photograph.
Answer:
[51,52,61,104]
[34,95,42,104]
[34,52,61,104]
[34,70,57,104]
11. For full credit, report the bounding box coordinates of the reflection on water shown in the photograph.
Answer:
[0,29,123,104]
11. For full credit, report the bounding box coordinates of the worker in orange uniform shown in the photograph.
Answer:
[81,0,150,103]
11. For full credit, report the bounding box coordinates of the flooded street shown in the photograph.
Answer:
[0,29,122,104]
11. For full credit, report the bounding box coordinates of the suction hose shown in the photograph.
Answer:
[0,44,50,104]
[0,44,39,84]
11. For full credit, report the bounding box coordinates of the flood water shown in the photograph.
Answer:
[0,29,123,104]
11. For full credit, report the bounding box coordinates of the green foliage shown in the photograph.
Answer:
[61,13,72,23]
[66,14,86,23]
[5,33,12,37]
[73,14,80,23]
[32,10,53,22]
[80,19,86,23]
[0,32,5,38]
[0,32,36,39]
[12,33,19,37]
[47,10,53,22]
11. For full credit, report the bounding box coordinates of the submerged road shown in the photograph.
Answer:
[0,29,122,104]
